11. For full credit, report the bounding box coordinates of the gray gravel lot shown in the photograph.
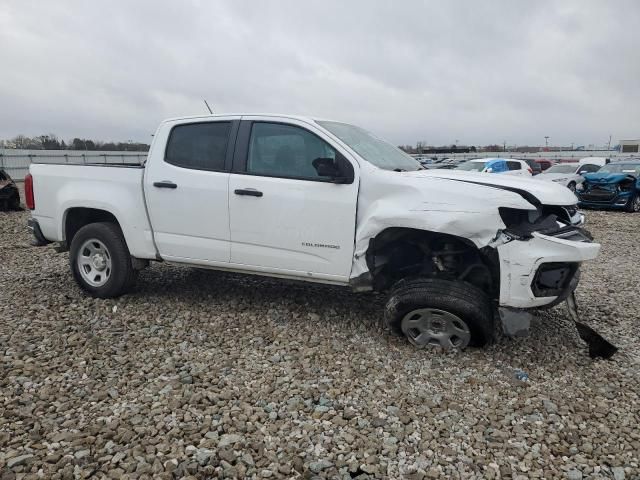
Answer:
[1,189,639,479]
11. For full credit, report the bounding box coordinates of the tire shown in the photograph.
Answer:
[385,277,494,348]
[69,222,137,298]
[567,182,576,193]
[625,192,640,213]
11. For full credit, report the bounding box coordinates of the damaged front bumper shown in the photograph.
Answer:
[496,230,600,309]
[577,190,633,209]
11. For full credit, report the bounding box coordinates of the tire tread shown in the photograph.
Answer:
[69,222,136,298]
[385,277,494,347]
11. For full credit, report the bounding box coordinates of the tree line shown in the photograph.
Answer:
[1,134,150,152]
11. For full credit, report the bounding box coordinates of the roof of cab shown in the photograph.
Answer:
[162,113,339,125]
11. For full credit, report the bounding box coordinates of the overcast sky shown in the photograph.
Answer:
[1,1,639,147]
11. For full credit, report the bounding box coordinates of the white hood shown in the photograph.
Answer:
[408,169,578,206]
[534,172,580,183]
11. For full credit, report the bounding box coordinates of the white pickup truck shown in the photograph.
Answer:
[26,114,600,349]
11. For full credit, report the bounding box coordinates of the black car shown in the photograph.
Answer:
[0,169,21,210]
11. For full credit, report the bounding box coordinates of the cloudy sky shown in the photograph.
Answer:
[1,1,639,147]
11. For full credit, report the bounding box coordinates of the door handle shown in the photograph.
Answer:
[153,181,177,189]
[234,188,263,197]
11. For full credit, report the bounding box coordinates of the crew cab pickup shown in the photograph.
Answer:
[26,114,600,349]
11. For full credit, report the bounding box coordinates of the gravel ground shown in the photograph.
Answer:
[1,188,639,480]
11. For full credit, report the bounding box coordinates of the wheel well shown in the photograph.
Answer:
[64,208,120,246]
[365,227,499,295]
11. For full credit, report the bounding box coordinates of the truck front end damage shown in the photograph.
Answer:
[350,168,602,344]
[492,204,597,305]
[492,207,599,336]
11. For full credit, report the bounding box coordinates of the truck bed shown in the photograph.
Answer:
[29,163,157,258]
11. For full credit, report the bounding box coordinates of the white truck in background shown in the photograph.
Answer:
[26,114,600,349]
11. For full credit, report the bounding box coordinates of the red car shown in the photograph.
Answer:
[534,159,554,171]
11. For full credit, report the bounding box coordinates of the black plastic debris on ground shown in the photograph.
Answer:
[566,293,618,360]
[575,321,618,360]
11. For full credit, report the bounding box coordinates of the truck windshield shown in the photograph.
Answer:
[317,121,422,171]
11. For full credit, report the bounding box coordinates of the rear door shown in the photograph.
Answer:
[144,117,239,263]
[228,117,359,281]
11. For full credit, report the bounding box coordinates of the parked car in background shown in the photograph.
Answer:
[0,169,21,210]
[576,160,640,212]
[523,158,542,175]
[454,158,532,176]
[431,158,470,170]
[413,156,434,167]
[535,159,553,172]
[579,157,609,168]
[424,157,450,169]
[535,162,601,192]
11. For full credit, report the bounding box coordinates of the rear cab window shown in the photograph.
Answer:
[165,122,231,171]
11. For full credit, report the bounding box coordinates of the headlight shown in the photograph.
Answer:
[498,207,575,239]
[498,207,554,239]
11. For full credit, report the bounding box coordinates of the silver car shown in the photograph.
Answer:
[535,162,601,192]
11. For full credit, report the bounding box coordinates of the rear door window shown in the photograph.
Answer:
[507,161,522,170]
[165,122,231,171]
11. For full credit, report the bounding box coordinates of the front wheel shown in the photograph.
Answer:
[70,222,137,298]
[385,278,494,349]
[625,192,640,213]
[567,182,576,193]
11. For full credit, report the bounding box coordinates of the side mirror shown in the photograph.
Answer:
[312,157,351,183]
[485,167,493,173]
[579,170,587,175]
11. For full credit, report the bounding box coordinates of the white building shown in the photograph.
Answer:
[619,139,640,153]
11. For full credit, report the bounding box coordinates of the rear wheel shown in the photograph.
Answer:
[625,193,640,213]
[385,278,494,348]
[70,222,137,298]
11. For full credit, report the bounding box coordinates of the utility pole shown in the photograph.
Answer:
[607,135,612,150]
[544,136,550,147]
[503,141,506,152]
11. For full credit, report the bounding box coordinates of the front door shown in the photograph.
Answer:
[228,119,359,281]
[144,118,238,263]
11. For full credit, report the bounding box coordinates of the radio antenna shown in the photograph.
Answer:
[203,99,213,114]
